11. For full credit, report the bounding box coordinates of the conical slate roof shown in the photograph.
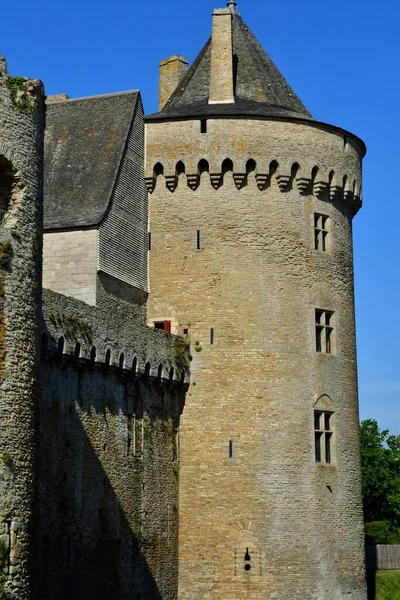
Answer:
[148,6,312,120]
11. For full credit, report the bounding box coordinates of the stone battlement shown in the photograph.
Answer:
[42,289,190,383]
[146,158,362,214]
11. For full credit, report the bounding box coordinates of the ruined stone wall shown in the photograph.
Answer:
[0,65,44,599]
[146,116,367,600]
[35,289,187,600]
[0,63,44,598]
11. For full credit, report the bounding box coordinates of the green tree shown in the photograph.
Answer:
[360,419,400,544]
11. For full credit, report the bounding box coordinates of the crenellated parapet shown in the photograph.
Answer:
[145,157,362,215]
[42,289,191,384]
[145,117,365,217]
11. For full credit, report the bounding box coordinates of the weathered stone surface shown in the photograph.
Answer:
[0,2,368,599]
[35,289,187,599]
[0,70,45,598]
[43,229,98,305]
[146,117,366,599]
[146,6,366,595]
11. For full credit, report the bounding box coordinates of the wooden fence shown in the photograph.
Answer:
[366,545,400,570]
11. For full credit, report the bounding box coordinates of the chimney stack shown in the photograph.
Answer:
[209,8,234,104]
[159,55,189,111]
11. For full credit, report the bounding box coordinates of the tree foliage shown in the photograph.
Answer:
[360,419,400,544]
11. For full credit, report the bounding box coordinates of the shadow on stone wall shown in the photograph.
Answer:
[366,570,376,600]
[34,352,186,600]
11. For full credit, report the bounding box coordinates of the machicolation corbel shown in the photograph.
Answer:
[147,159,361,212]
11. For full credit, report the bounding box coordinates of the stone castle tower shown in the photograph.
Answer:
[146,2,367,599]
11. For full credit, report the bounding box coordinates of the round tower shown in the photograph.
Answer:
[0,57,44,596]
[145,4,367,599]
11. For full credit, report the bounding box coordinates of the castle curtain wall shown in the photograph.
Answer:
[34,290,186,600]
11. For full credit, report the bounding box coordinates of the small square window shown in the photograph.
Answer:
[314,213,331,252]
[315,309,335,354]
[154,321,171,332]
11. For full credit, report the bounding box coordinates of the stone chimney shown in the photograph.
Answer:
[209,8,234,104]
[159,55,189,111]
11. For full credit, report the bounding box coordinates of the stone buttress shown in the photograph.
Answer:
[0,57,44,597]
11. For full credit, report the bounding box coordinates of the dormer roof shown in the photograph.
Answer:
[147,5,312,121]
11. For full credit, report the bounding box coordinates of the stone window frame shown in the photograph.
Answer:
[153,320,172,333]
[314,213,331,253]
[313,395,336,466]
[314,410,335,465]
[315,309,335,354]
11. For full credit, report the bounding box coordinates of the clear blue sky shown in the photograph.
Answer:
[1,0,399,432]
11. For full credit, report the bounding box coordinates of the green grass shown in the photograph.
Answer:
[368,570,400,600]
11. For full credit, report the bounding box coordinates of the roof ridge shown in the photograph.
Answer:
[46,89,139,106]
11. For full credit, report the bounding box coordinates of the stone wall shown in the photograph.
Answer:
[0,64,45,598]
[35,289,188,599]
[43,229,98,305]
[146,115,367,600]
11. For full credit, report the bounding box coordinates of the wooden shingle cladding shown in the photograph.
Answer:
[99,96,148,293]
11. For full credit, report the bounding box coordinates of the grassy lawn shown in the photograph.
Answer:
[368,570,400,600]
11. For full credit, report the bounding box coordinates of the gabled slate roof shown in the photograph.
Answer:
[44,91,139,230]
[147,9,312,121]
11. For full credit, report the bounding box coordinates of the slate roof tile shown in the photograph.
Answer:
[146,11,311,121]
[44,91,139,230]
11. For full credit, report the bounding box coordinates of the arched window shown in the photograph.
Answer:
[0,155,17,224]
